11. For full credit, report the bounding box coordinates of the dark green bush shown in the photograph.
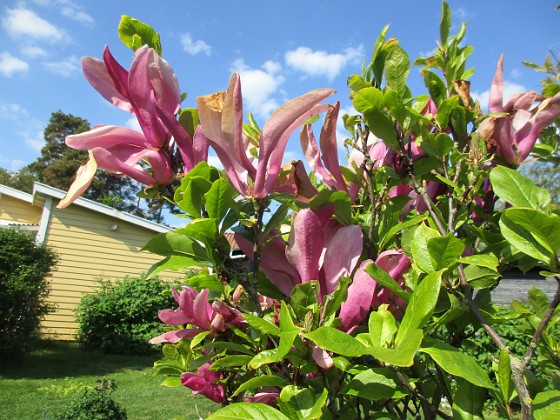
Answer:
[52,378,127,420]
[0,227,57,360]
[75,275,181,355]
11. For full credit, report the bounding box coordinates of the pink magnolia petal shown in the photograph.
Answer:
[300,124,337,189]
[489,54,505,113]
[243,392,280,405]
[146,48,181,115]
[56,151,97,209]
[319,102,346,190]
[102,46,131,102]
[339,260,376,332]
[154,103,195,171]
[192,125,209,167]
[376,250,411,284]
[504,91,537,112]
[312,346,333,369]
[286,209,324,283]
[208,139,250,197]
[82,55,132,113]
[65,125,149,150]
[322,224,363,295]
[148,328,200,344]
[193,288,212,329]
[158,308,189,326]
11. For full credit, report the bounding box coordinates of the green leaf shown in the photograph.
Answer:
[500,208,560,267]
[264,203,289,235]
[323,276,350,321]
[207,403,290,420]
[528,287,550,318]
[417,132,454,158]
[498,348,513,403]
[277,301,303,359]
[411,224,440,273]
[364,263,411,304]
[533,390,560,420]
[279,386,327,420]
[176,177,213,218]
[427,234,465,270]
[145,255,201,279]
[186,272,222,291]
[463,265,499,289]
[385,43,411,99]
[243,314,280,337]
[490,166,550,209]
[367,329,423,367]
[440,1,451,45]
[352,87,384,114]
[343,368,406,400]
[160,376,182,387]
[364,109,398,148]
[205,178,235,223]
[329,191,352,225]
[423,70,447,106]
[368,306,398,348]
[210,355,253,370]
[452,378,485,420]
[347,74,371,92]
[177,218,218,247]
[379,213,428,250]
[142,231,208,261]
[118,16,162,55]
[370,24,390,85]
[421,341,495,389]
[291,281,319,319]
[178,108,199,139]
[304,327,367,358]
[396,270,443,345]
[232,375,290,397]
[457,254,499,270]
[436,96,460,128]
[384,89,407,124]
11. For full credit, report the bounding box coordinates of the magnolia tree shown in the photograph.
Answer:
[58,3,560,419]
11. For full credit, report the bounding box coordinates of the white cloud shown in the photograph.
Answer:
[472,80,527,112]
[0,154,26,170]
[2,6,65,42]
[180,33,212,56]
[42,55,80,77]
[207,154,224,170]
[285,46,364,81]
[0,102,28,119]
[60,6,94,26]
[230,58,285,118]
[21,129,45,152]
[21,45,49,58]
[124,117,142,132]
[0,52,29,77]
[453,7,474,20]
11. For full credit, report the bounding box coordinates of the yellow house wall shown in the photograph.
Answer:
[41,204,184,340]
[0,194,41,224]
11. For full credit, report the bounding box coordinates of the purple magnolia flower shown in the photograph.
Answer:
[58,45,207,208]
[149,286,244,344]
[196,73,335,199]
[181,362,226,403]
[480,54,560,165]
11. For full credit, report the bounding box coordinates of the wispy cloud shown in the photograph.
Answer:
[60,5,94,26]
[0,52,29,77]
[0,102,29,119]
[42,55,80,77]
[124,116,142,132]
[472,80,528,112]
[21,45,49,58]
[285,45,364,81]
[180,33,212,56]
[230,58,285,119]
[2,6,65,42]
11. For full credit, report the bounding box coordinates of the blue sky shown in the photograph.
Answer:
[0,0,558,174]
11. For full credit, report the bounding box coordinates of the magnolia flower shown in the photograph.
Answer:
[196,73,335,199]
[149,286,244,344]
[181,362,226,403]
[480,54,560,165]
[58,45,207,208]
[236,206,362,300]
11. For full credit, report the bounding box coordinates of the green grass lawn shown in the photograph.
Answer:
[0,340,218,420]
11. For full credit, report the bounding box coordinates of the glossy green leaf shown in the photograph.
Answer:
[417,132,454,158]
[490,166,550,209]
[186,272,222,291]
[207,403,290,420]
[379,213,428,250]
[440,1,451,45]
[291,281,319,319]
[243,314,280,337]
[205,178,235,223]
[500,208,560,266]
[384,89,407,124]
[278,301,303,359]
[528,287,550,318]
[457,254,499,270]
[396,270,443,344]
[452,378,485,420]
[145,255,201,279]
[423,69,447,106]
[427,234,465,270]
[364,263,411,303]
[323,276,350,321]
[385,43,411,99]
[533,390,560,420]
[304,327,367,358]
[177,218,218,247]
[279,386,327,420]
[370,24,390,85]
[343,368,406,400]
[118,16,162,55]
[329,191,352,225]
[210,355,254,370]
[368,306,398,348]
[160,376,181,387]
[436,96,460,128]
[178,108,199,138]
[367,329,423,367]
[176,176,213,218]
[421,342,495,389]
[232,375,290,397]
[411,224,440,273]
[463,265,499,289]
[264,202,289,235]
[347,74,371,92]
[498,348,513,403]
[352,87,384,114]
[142,231,208,261]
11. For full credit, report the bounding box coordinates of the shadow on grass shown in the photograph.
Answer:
[0,340,156,379]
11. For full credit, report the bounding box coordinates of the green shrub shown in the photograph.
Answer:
[75,275,181,355]
[52,378,127,420]
[0,227,57,360]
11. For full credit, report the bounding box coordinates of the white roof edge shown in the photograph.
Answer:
[32,182,171,233]
[0,183,34,203]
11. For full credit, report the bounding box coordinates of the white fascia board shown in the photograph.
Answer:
[35,196,52,244]
[0,184,34,203]
[32,182,171,233]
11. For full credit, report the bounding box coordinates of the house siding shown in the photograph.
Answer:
[0,194,41,224]
[41,204,184,340]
